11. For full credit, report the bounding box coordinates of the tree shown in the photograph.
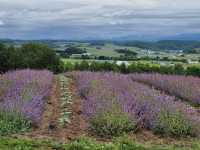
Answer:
[0,43,63,73]
[102,62,113,71]
[186,66,200,76]
[64,62,74,72]
[89,61,101,71]
[119,63,128,74]
[174,64,185,75]
[79,61,90,71]
[128,63,138,73]
[20,43,62,73]
[0,43,9,73]
[64,46,86,56]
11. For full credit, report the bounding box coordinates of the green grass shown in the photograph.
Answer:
[90,112,137,138]
[0,136,199,150]
[0,137,61,150]
[61,58,90,63]
[152,111,195,137]
[0,111,31,136]
[79,43,140,57]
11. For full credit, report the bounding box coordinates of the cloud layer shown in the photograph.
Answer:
[0,0,200,40]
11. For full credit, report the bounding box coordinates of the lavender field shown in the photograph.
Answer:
[71,72,200,137]
[0,70,53,135]
[131,73,200,105]
[1,69,200,147]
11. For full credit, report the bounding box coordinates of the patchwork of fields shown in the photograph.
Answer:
[1,70,200,149]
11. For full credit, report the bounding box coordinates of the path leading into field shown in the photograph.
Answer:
[15,75,88,142]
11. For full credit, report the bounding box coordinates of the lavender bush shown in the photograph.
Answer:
[71,72,200,137]
[0,69,53,132]
[131,73,200,105]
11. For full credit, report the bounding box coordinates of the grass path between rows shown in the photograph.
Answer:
[0,136,200,150]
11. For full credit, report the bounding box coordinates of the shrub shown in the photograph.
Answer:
[64,137,115,150]
[0,111,31,136]
[153,111,195,137]
[113,136,146,150]
[90,112,136,138]
[65,137,147,150]
[187,66,200,77]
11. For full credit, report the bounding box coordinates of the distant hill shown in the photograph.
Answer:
[112,33,200,42]
[114,40,200,52]
[162,33,200,41]
[112,35,158,42]
[2,38,200,53]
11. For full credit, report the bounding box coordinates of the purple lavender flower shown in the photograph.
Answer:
[0,69,53,125]
[70,71,200,135]
[131,73,200,105]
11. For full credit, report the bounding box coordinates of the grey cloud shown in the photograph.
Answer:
[0,0,200,39]
[0,20,4,26]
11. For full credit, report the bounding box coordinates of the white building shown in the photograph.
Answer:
[187,59,199,64]
[116,61,130,66]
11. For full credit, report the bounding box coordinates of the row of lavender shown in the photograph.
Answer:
[70,72,200,137]
[131,73,200,105]
[0,70,53,125]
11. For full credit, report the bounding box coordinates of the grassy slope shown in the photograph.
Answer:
[68,43,200,63]
[79,43,140,57]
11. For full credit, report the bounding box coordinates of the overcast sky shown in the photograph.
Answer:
[0,0,200,40]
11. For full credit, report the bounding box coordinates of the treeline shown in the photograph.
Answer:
[0,43,63,73]
[64,61,200,76]
[115,49,138,56]
[64,46,86,55]
[114,40,200,52]
[62,55,188,63]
